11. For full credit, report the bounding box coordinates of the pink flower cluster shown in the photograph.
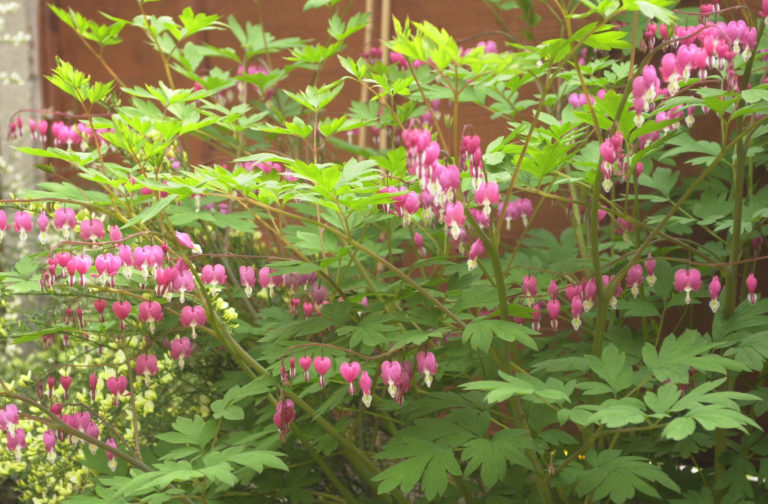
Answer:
[518,260,762,333]
[0,404,23,461]
[274,351,439,441]
[634,15,758,130]
[7,116,112,150]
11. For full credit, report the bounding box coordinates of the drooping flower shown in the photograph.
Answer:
[105,376,128,406]
[59,375,72,400]
[444,202,465,240]
[531,304,541,331]
[13,211,32,242]
[583,279,597,312]
[416,351,437,388]
[138,301,163,334]
[80,218,105,242]
[259,266,281,297]
[313,356,332,388]
[273,399,295,441]
[180,305,206,338]
[37,212,50,244]
[43,430,56,462]
[522,275,537,307]
[571,296,583,331]
[475,181,500,218]
[359,371,373,407]
[53,207,77,239]
[6,428,26,461]
[673,268,702,304]
[626,264,644,298]
[339,361,362,395]
[239,266,256,298]
[135,354,159,385]
[645,254,657,287]
[105,438,118,471]
[299,356,312,382]
[547,299,560,330]
[467,239,484,271]
[381,361,401,398]
[548,280,558,300]
[89,373,98,401]
[708,275,722,313]
[747,273,758,304]
[201,264,227,295]
[112,301,131,331]
[175,231,202,254]
[171,337,192,369]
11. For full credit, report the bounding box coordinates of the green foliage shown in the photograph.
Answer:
[2,1,768,503]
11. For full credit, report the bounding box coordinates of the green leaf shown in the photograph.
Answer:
[228,450,289,472]
[662,417,696,441]
[622,0,677,24]
[461,429,534,487]
[122,195,178,229]
[644,382,681,416]
[303,0,343,10]
[154,416,217,447]
[462,319,538,353]
[584,344,635,393]
[685,404,760,433]
[373,440,460,499]
[642,330,744,384]
[198,462,237,487]
[562,449,680,503]
[461,371,570,404]
[584,26,631,50]
[587,398,646,428]
[210,401,244,420]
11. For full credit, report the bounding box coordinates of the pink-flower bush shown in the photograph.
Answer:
[1,2,767,503]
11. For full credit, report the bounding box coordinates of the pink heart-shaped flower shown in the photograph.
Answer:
[313,356,332,376]
[340,362,361,383]
[299,356,312,371]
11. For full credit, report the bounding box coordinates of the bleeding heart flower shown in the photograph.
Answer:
[112,301,131,331]
[299,356,312,382]
[180,305,206,338]
[89,373,98,401]
[135,354,159,385]
[747,273,758,305]
[43,430,56,462]
[105,376,128,406]
[359,371,373,407]
[170,337,192,369]
[105,437,118,471]
[138,301,163,334]
[59,375,72,400]
[313,356,332,388]
[339,361,361,395]
[273,399,295,442]
[416,351,437,388]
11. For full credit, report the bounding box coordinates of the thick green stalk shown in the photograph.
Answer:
[715,137,746,503]
[723,140,746,318]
